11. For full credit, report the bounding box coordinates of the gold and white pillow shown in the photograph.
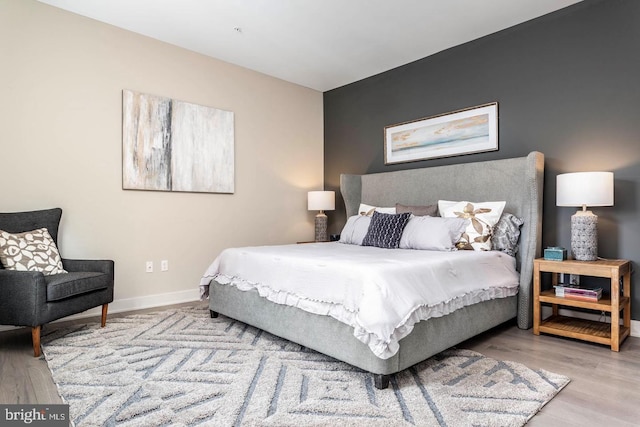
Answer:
[0,228,67,275]
[438,200,506,251]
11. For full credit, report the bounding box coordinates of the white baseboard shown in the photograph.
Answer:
[65,288,202,320]
[0,288,201,332]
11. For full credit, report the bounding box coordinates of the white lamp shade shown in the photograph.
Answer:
[556,172,614,207]
[308,191,335,211]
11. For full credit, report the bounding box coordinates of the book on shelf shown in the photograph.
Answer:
[562,293,602,302]
[553,284,579,297]
[554,285,603,301]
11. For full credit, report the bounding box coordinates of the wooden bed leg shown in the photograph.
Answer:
[32,326,41,357]
[210,310,219,318]
[374,374,390,390]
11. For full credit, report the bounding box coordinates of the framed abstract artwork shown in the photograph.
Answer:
[384,102,498,165]
[122,89,235,193]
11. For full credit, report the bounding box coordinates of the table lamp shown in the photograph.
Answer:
[308,191,335,242]
[556,171,614,261]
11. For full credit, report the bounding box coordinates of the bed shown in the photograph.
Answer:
[200,151,544,389]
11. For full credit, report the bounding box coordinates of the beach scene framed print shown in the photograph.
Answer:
[384,102,498,165]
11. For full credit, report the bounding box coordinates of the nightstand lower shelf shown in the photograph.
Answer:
[539,314,631,346]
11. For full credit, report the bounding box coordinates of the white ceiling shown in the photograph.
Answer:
[37,0,582,92]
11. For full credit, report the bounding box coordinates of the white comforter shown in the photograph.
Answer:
[199,242,519,359]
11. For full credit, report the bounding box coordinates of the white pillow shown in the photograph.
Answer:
[339,215,371,245]
[0,228,67,275]
[358,203,396,216]
[399,215,469,251]
[438,200,506,251]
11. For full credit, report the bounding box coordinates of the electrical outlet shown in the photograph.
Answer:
[161,260,169,272]
[146,261,153,273]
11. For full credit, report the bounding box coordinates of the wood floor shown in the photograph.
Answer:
[1,302,638,426]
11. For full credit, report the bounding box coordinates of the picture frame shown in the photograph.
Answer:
[122,89,235,194]
[384,102,498,165]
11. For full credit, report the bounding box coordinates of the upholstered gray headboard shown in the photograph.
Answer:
[340,151,544,329]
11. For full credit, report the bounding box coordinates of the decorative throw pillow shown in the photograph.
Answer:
[362,211,411,249]
[438,200,506,251]
[358,203,396,216]
[339,215,372,245]
[492,213,524,257]
[0,228,67,275]
[399,216,469,251]
[395,203,438,217]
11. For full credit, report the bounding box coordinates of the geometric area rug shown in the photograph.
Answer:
[41,305,569,427]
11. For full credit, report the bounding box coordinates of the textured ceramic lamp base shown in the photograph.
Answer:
[571,213,598,261]
[315,212,328,242]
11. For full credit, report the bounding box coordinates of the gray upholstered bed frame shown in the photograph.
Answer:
[209,151,544,389]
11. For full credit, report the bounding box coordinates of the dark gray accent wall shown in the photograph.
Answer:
[324,0,640,320]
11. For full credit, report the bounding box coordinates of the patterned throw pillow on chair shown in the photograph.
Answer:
[0,228,67,275]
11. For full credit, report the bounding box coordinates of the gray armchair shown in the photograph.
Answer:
[0,208,114,357]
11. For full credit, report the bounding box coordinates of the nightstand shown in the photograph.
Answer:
[533,258,631,351]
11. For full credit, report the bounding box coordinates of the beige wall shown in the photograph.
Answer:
[0,0,324,310]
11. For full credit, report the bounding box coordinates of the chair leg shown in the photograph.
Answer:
[101,303,108,327]
[32,326,41,358]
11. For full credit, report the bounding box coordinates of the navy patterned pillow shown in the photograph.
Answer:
[362,211,411,249]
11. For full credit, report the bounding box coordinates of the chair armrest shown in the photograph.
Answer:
[0,270,47,325]
[62,259,114,277]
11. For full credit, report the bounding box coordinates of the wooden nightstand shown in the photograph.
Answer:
[533,258,631,351]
